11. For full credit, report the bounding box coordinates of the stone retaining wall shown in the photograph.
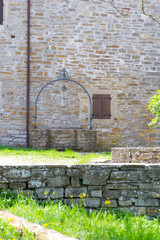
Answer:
[30,129,97,151]
[112,147,160,163]
[1,164,160,217]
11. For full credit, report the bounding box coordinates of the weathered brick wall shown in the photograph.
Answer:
[1,164,160,216]
[112,147,160,163]
[0,0,160,149]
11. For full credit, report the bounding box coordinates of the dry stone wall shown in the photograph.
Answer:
[112,147,160,163]
[0,0,160,149]
[0,164,160,217]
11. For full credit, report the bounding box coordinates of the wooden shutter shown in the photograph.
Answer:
[92,94,101,119]
[92,94,111,119]
[0,0,3,25]
[102,94,111,119]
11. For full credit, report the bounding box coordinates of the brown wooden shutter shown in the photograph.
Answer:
[0,0,3,25]
[92,94,101,119]
[102,94,111,119]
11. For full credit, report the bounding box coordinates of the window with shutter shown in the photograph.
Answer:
[92,94,111,119]
[0,0,3,25]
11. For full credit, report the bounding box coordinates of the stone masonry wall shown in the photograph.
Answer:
[0,0,160,149]
[1,164,160,217]
[30,129,97,151]
[112,147,160,163]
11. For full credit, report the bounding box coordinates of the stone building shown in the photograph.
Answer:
[0,0,159,150]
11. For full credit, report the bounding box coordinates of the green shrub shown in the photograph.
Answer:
[148,90,160,128]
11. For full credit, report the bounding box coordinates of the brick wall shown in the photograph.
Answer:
[1,164,160,217]
[0,0,159,149]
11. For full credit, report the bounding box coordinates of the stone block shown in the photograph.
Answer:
[67,168,84,177]
[106,183,138,190]
[54,168,66,176]
[36,188,51,199]
[146,207,160,217]
[88,186,102,191]
[91,190,102,198]
[101,199,117,208]
[139,183,154,190]
[148,192,160,198]
[5,169,31,179]
[118,207,146,215]
[147,168,160,180]
[28,180,46,188]
[83,198,101,208]
[103,190,120,199]
[10,182,26,189]
[134,198,159,207]
[65,187,87,198]
[50,188,64,199]
[138,171,147,180]
[31,169,50,178]
[83,170,110,185]
[22,190,35,197]
[71,177,81,187]
[47,176,70,187]
[110,171,138,181]
[110,171,127,180]
[118,199,132,207]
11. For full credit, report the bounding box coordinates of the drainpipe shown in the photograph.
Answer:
[26,0,30,148]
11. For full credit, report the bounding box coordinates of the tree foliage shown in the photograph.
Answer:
[148,90,160,128]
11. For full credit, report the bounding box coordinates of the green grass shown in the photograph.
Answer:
[0,218,35,240]
[0,192,160,240]
[0,145,111,164]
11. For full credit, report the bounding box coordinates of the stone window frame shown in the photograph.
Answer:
[0,0,9,29]
[89,90,116,124]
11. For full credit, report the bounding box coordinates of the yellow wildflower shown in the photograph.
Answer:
[70,195,73,198]
[43,223,48,227]
[85,226,89,229]
[83,193,86,197]
[58,222,62,225]
[105,200,111,205]
[154,210,157,212]
[52,192,56,195]
[44,191,48,195]
[9,218,14,221]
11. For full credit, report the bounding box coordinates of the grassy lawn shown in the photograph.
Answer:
[0,145,111,164]
[0,193,160,240]
[0,218,35,240]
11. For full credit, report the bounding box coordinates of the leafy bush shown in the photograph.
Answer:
[148,90,160,128]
